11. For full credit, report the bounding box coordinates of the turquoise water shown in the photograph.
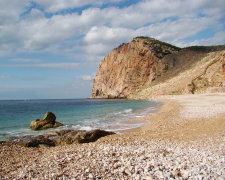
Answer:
[0,99,160,140]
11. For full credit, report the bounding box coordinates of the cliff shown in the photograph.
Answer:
[92,37,225,99]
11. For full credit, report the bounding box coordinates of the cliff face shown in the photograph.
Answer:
[92,37,180,98]
[131,50,225,99]
[92,37,225,99]
[186,51,225,94]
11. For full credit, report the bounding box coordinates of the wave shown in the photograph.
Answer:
[0,99,161,140]
[113,108,133,115]
[124,108,133,113]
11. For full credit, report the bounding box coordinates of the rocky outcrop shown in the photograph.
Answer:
[92,37,180,98]
[46,129,115,145]
[92,37,225,99]
[30,112,63,130]
[2,129,115,147]
[187,52,225,94]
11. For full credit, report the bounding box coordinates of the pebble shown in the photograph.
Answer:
[0,132,224,179]
[88,173,93,179]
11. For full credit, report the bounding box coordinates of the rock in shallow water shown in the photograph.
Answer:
[30,112,63,130]
[2,129,115,147]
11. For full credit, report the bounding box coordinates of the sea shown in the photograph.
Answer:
[0,98,161,140]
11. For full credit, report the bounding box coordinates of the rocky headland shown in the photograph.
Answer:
[92,37,225,99]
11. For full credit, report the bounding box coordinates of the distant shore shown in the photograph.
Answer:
[0,93,224,179]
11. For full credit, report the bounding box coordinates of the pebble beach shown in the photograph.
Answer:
[0,93,225,179]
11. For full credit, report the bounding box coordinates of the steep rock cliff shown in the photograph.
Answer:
[92,37,225,99]
[92,37,180,98]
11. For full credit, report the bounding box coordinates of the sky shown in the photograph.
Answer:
[0,0,225,100]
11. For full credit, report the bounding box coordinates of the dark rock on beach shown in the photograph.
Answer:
[30,112,63,130]
[2,135,55,147]
[2,129,115,147]
[47,129,115,145]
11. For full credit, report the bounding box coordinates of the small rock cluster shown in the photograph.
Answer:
[2,129,115,147]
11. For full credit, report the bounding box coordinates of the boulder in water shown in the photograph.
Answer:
[30,112,63,130]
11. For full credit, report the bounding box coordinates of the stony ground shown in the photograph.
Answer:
[0,93,224,179]
[0,133,224,179]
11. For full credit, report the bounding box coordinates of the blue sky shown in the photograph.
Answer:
[0,0,225,100]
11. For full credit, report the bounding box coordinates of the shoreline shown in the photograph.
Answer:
[0,99,160,141]
[0,99,158,141]
[123,93,225,141]
[114,100,162,134]
[0,93,224,179]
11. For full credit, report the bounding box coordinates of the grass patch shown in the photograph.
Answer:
[134,36,181,50]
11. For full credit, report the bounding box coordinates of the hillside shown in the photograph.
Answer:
[92,37,225,99]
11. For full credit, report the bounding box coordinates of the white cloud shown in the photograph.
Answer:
[33,0,92,13]
[134,16,216,45]
[0,0,224,57]
[0,7,105,53]
[176,31,225,47]
[204,31,225,45]
[33,0,124,13]
[81,15,216,55]
[82,26,134,57]
[78,73,95,81]
[10,58,43,63]
[0,63,79,69]
[0,0,28,25]
[0,75,12,80]
[83,26,132,44]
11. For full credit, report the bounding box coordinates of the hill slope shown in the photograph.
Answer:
[92,37,225,99]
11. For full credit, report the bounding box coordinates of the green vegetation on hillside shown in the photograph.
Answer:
[134,36,181,50]
[135,36,225,52]
[115,36,225,58]
[184,45,225,52]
